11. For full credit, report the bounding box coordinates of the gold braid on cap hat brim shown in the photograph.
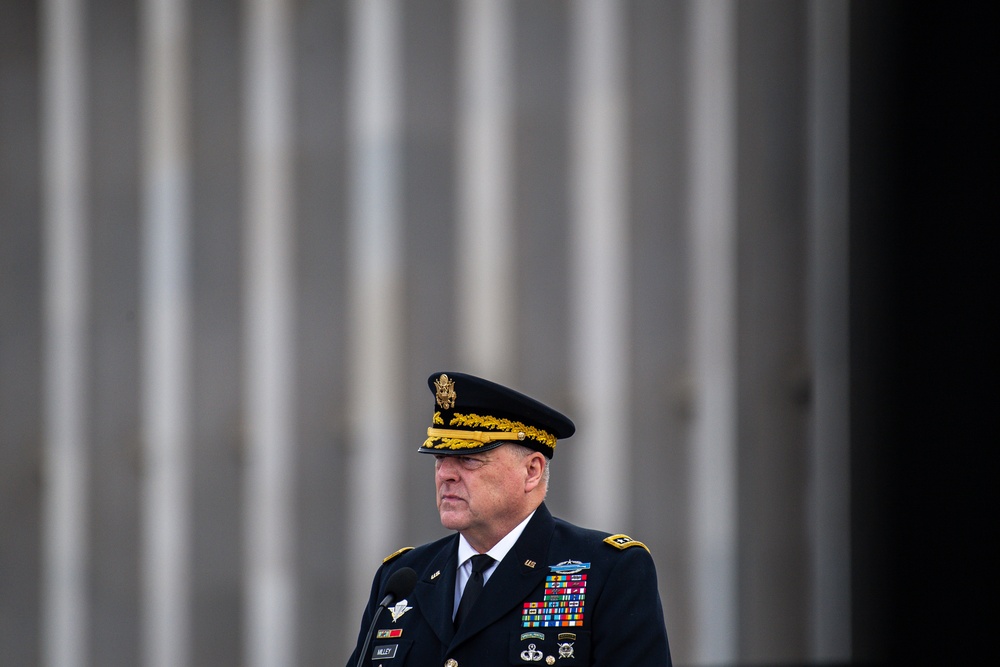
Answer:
[423,412,557,451]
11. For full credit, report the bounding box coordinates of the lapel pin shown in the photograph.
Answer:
[524,560,536,568]
[430,570,441,580]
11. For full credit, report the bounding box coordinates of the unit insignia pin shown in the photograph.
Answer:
[390,599,412,622]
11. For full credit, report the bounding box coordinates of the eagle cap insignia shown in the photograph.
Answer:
[434,374,457,410]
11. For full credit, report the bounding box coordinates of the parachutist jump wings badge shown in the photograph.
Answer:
[390,599,412,623]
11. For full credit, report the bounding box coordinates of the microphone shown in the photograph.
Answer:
[380,566,418,607]
[355,567,418,667]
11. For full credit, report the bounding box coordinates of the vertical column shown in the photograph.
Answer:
[569,0,628,529]
[140,0,192,665]
[687,0,737,662]
[40,1,88,666]
[456,0,513,376]
[807,0,850,659]
[243,0,297,666]
[345,0,404,619]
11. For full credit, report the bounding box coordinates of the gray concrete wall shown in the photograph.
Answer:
[0,1,850,665]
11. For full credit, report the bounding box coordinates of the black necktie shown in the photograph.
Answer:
[454,554,494,629]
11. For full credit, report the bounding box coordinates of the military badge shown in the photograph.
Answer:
[434,374,457,409]
[520,643,543,662]
[603,533,650,553]
[548,559,590,574]
[389,599,412,622]
[522,560,589,628]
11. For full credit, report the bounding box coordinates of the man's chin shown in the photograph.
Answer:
[438,509,468,532]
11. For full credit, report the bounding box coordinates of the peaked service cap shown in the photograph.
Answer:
[418,372,575,459]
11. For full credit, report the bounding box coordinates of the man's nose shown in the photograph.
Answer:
[435,457,459,480]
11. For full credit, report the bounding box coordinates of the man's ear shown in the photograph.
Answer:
[524,452,546,492]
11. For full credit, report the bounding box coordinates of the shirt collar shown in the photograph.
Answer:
[457,509,537,568]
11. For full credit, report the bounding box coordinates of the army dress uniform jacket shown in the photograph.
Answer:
[346,503,671,667]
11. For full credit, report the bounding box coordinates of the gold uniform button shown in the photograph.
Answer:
[546,656,556,665]
[445,659,458,667]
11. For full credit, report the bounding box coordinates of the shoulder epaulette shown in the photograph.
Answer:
[603,534,650,554]
[383,546,414,563]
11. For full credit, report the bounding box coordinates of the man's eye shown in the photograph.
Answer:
[459,457,485,469]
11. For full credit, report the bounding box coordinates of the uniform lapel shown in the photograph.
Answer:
[412,535,460,646]
[451,503,555,645]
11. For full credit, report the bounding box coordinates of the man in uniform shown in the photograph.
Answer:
[346,372,672,666]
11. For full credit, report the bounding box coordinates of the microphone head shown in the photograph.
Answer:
[381,567,418,607]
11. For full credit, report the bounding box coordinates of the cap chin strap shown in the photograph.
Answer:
[426,427,526,443]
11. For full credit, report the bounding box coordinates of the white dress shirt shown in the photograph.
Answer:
[452,510,536,620]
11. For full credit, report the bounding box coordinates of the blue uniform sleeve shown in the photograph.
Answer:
[344,563,387,667]
[589,546,672,666]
